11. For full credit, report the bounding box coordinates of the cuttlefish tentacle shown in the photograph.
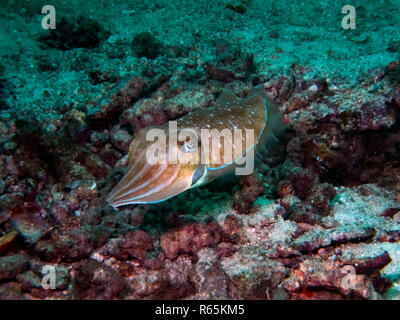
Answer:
[112,163,167,201]
[107,87,285,209]
[119,164,181,204]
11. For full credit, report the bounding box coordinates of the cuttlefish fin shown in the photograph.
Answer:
[251,86,286,163]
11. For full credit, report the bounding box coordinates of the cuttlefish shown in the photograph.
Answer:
[107,87,285,208]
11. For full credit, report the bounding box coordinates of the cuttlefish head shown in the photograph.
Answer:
[107,125,206,209]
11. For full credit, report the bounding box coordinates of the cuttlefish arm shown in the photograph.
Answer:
[107,128,199,207]
[107,87,285,209]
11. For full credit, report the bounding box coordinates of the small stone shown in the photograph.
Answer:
[0,254,29,281]
[10,202,49,244]
[0,230,19,255]
[99,143,122,167]
[110,128,132,152]
[99,230,153,261]
[90,131,109,147]
[69,180,98,202]
[16,271,43,290]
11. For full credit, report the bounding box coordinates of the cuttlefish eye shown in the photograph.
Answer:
[178,128,199,154]
[181,140,198,153]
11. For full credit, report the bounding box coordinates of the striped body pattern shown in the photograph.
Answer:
[107,87,284,208]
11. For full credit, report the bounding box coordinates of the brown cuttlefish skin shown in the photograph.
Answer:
[107,87,285,208]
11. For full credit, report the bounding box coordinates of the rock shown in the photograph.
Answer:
[288,103,335,135]
[0,282,23,299]
[16,271,43,290]
[233,174,264,214]
[160,222,222,259]
[87,77,145,128]
[289,172,315,200]
[99,230,153,261]
[221,247,289,299]
[117,230,153,260]
[0,254,29,281]
[190,248,228,299]
[349,251,392,275]
[338,95,395,131]
[79,151,112,179]
[293,226,375,253]
[121,105,169,131]
[110,127,132,152]
[381,208,400,218]
[10,202,49,244]
[68,180,98,202]
[220,215,242,243]
[90,131,109,148]
[127,255,195,299]
[0,193,23,211]
[99,143,122,167]
[203,63,237,83]
[50,202,73,223]
[0,230,19,255]
[162,86,214,117]
[72,259,125,299]
[283,257,372,299]
[215,242,239,258]
[35,232,92,262]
